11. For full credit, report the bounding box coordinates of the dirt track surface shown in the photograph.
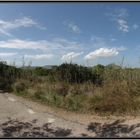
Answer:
[0,92,140,138]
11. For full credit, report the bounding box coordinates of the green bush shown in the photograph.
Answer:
[56,63,96,84]
[91,64,105,85]
[0,78,13,91]
[0,61,22,91]
[34,67,49,76]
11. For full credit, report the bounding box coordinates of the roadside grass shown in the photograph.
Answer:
[1,61,140,115]
[12,75,140,115]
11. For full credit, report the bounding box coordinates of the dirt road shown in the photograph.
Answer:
[0,92,140,138]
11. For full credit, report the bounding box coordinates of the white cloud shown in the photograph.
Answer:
[0,17,46,37]
[117,19,129,33]
[84,48,119,60]
[0,37,127,65]
[0,52,17,57]
[0,39,48,50]
[0,38,82,55]
[109,8,139,33]
[89,36,127,53]
[61,52,83,62]
[112,9,139,33]
[24,54,53,60]
[106,8,132,33]
[64,21,81,33]
[132,24,139,30]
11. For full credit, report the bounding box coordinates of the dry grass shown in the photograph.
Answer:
[9,62,140,115]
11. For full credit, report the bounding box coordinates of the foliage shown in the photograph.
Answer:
[56,63,96,84]
[1,60,140,115]
[0,61,21,91]
[34,67,49,76]
[91,64,105,85]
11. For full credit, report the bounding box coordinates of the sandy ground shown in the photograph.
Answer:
[0,92,140,138]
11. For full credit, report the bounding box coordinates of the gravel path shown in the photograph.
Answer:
[0,92,140,138]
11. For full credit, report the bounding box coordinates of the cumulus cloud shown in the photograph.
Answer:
[0,17,46,37]
[24,54,53,60]
[64,21,81,33]
[61,52,83,62]
[84,48,119,60]
[0,36,127,65]
[117,19,129,32]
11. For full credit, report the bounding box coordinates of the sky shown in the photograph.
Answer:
[0,3,140,67]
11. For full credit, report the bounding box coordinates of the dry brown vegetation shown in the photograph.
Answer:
[0,61,140,115]
[7,62,140,115]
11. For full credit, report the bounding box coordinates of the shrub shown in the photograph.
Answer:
[91,64,105,85]
[56,63,96,84]
[0,61,22,91]
[0,77,13,91]
[12,80,29,94]
[34,67,49,76]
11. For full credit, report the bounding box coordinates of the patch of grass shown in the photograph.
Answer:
[63,93,87,112]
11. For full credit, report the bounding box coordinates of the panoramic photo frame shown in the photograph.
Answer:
[0,0,140,139]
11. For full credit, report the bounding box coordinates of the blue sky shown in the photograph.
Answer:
[0,3,140,67]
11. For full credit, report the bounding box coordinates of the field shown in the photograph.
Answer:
[0,61,140,115]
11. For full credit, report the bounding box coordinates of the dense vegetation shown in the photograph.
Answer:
[0,61,21,91]
[0,61,140,115]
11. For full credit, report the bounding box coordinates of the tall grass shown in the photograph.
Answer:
[1,60,140,115]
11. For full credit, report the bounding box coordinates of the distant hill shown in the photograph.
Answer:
[106,63,121,69]
[43,65,56,69]
[20,65,57,70]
